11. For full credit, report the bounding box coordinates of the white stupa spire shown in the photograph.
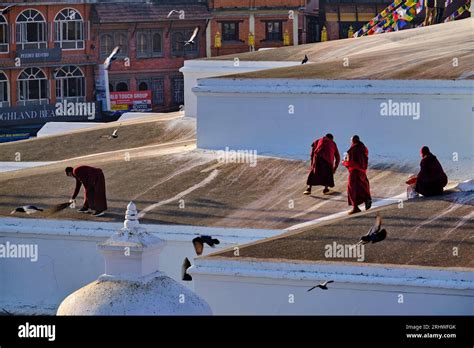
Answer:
[123,201,140,231]
[57,201,212,315]
[97,201,165,277]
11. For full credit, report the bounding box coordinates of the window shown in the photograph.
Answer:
[16,9,47,49]
[54,8,84,49]
[116,33,128,56]
[136,30,163,58]
[172,77,184,105]
[0,71,9,107]
[171,29,198,56]
[152,78,164,105]
[0,15,8,53]
[152,32,162,55]
[171,31,184,56]
[100,34,114,57]
[116,82,129,92]
[265,21,283,41]
[138,81,149,91]
[136,32,148,58]
[100,31,128,58]
[222,22,239,41]
[55,65,85,102]
[109,80,130,92]
[17,68,48,105]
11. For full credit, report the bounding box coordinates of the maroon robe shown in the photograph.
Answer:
[415,153,448,196]
[306,137,341,187]
[342,141,371,206]
[72,165,107,211]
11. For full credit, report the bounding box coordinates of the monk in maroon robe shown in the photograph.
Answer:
[66,165,107,216]
[411,146,448,196]
[304,133,340,195]
[342,135,372,215]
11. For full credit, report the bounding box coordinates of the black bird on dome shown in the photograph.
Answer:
[307,280,334,292]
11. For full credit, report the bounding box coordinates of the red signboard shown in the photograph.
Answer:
[110,91,152,112]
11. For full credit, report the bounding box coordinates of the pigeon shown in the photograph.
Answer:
[104,46,120,70]
[192,235,220,256]
[10,206,43,215]
[182,257,192,281]
[183,27,199,46]
[101,128,118,140]
[167,9,180,18]
[0,5,15,15]
[360,214,387,244]
[301,54,308,64]
[307,280,334,292]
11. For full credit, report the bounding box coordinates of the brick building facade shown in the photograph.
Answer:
[2,0,440,139]
[0,1,95,111]
[322,0,392,40]
[208,0,307,56]
[91,1,210,112]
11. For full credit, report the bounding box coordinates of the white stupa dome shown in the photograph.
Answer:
[57,202,212,315]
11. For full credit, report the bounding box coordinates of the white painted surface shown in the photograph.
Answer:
[179,60,300,118]
[190,258,474,315]
[0,217,280,314]
[0,162,57,173]
[37,122,104,137]
[57,271,212,315]
[57,202,212,315]
[118,112,167,121]
[194,78,473,180]
[456,179,474,192]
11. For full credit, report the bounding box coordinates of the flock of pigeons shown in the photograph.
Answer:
[9,204,387,291]
[181,214,388,293]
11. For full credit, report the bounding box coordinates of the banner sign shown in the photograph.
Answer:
[0,104,94,127]
[0,129,32,142]
[110,91,152,112]
[15,48,61,63]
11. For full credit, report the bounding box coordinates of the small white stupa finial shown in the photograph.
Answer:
[124,201,140,230]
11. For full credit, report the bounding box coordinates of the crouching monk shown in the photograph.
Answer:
[342,135,372,215]
[66,165,108,217]
[304,133,340,195]
[408,146,448,197]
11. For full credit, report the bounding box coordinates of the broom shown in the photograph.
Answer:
[44,202,73,216]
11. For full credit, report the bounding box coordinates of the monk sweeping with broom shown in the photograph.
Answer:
[65,165,108,217]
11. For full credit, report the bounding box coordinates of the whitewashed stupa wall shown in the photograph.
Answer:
[194,78,473,180]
